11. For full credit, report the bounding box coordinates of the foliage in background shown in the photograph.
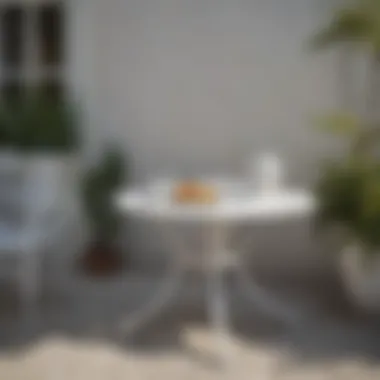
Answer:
[311,0,380,122]
[0,90,80,153]
[312,0,380,253]
[313,102,380,254]
[315,156,380,253]
[0,103,21,148]
[81,148,127,246]
[311,0,380,53]
[313,110,380,156]
[17,94,80,153]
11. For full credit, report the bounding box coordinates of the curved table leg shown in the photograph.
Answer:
[118,259,184,337]
[118,222,191,337]
[231,231,306,325]
[236,262,304,325]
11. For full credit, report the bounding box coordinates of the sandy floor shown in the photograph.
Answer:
[1,273,380,379]
[3,332,377,380]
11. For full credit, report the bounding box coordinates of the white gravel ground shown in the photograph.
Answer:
[1,274,380,379]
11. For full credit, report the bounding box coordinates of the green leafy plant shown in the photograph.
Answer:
[314,110,380,252]
[0,102,25,149]
[310,1,380,123]
[0,91,80,153]
[81,148,127,247]
[315,156,380,251]
[313,110,380,155]
[312,1,380,254]
[310,0,380,52]
[17,92,80,153]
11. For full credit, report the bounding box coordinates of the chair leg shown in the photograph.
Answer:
[18,252,40,311]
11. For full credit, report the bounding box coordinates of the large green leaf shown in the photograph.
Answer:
[315,157,380,250]
[18,93,80,153]
[313,111,361,137]
[310,0,380,52]
[0,91,80,152]
[311,8,370,50]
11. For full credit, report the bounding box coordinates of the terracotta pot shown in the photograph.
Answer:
[80,241,124,277]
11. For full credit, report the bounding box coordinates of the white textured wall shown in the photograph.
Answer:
[92,0,338,181]
[72,0,343,277]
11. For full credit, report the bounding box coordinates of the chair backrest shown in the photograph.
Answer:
[0,153,69,234]
[0,156,29,230]
[0,155,58,229]
[25,158,61,226]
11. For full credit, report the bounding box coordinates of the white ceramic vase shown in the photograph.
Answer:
[340,244,380,313]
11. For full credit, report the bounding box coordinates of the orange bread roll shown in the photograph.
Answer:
[172,181,218,204]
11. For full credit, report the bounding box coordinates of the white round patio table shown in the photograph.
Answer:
[116,181,315,361]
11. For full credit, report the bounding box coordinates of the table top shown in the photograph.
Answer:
[115,181,315,223]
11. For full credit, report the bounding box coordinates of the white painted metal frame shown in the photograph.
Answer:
[0,0,67,310]
[0,161,66,310]
[116,185,315,363]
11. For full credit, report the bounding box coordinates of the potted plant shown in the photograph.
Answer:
[0,90,80,151]
[15,91,80,164]
[80,148,127,276]
[0,101,28,170]
[315,122,380,311]
[0,91,81,207]
[312,0,380,312]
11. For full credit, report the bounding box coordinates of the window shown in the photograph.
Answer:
[0,0,65,103]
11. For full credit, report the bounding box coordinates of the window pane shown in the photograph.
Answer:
[0,6,24,69]
[1,81,24,104]
[37,2,64,66]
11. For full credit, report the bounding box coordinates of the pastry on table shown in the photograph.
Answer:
[172,180,218,204]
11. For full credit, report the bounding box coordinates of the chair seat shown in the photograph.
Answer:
[0,222,29,252]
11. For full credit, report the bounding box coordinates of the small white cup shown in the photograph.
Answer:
[250,152,284,193]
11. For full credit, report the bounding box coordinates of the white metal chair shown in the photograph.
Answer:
[0,156,66,309]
